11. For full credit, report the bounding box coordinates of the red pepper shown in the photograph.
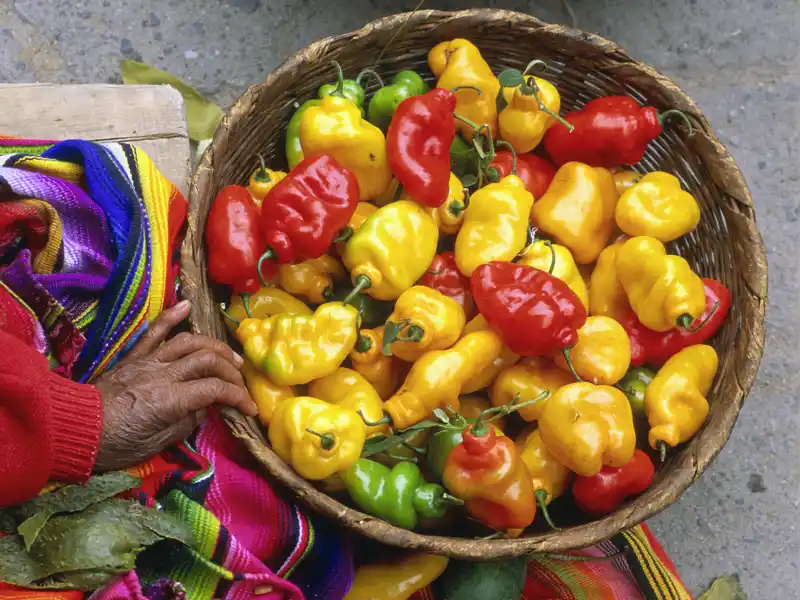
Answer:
[387,89,457,208]
[572,449,655,516]
[490,151,556,199]
[542,96,691,168]
[418,251,474,317]
[623,278,731,367]
[206,185,274,293]
[257,153,359,275]
[470,261,587,358]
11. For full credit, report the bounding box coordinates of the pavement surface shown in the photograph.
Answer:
[1,0,797,596]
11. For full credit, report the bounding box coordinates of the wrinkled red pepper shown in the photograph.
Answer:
[543,96,691,168]
[418,251,474,317]
[572,449,655,516]
[387,88,457,208]
[471,261,587,357]
[490,151,556,199]
[623,278,731,367]
[206,185,272,294]
[257,153,359,276]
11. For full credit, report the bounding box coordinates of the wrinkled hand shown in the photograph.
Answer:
[93,300,257,472]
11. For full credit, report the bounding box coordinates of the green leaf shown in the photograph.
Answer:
[698,576,748,600]
[498,68,525,89]
[460,173,478,188]
[121,59,223,141]
[496,89,509,114]
[433,408,450,423]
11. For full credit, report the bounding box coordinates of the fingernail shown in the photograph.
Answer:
[248,402,259,417]
[233,351,244,367]
[174,299,191,313]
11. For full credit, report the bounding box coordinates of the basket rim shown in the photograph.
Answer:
[184,7,767,558]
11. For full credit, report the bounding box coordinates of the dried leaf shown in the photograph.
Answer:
[121,59,223,141]
[698,575,748,600]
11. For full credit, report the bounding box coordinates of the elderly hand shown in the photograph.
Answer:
[93,300,257,472]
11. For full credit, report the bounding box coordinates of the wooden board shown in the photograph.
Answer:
[0,83,191,194]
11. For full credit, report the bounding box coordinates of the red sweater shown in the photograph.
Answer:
[0,329,102,506]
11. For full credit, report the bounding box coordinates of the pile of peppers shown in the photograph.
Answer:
[205,38,731,542]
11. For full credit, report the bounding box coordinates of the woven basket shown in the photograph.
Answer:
[182,9,766,559]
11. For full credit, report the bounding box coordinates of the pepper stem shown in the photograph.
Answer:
[358,409,392,428]
[355,68,384,88]
[253,154,271,183]
[447,200,465,217]
[306,429,336,450]
[330,60,346,98]
[544,240,557,275]
[256,249,275,287]
[522,59,548,76]
[562,347,583,382]
[441,492,465,507]
[333,227,354,244]
[519,77,574,132]
[218,303,240,326]
[343,275,371,305]
[240,293,253,318]
[354,334,372,354]
[658,109,694,136]
[535,489,560,530]
[496,140,517,176]
[450,85,483,95]
[485,390,550,423]
[676,301,720,332]
[382,320,424,356]
[658,440,669,464]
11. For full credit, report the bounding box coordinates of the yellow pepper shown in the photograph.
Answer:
[589,240,631,322]
[268,396,366,480]
[241,359,294,427]
[349,327,403,401]
[499,75,563,153]
[616,236,706,332]
[516,426,572,523]
[459,394,506,431]
[343,553,449,600]
[247,158,286,207]
[234,301,358,386]
[553,316,631,385]
[538,382,636,476]
[336,202,377,255]
[384,286,466,362]
[491,356,573,422]
[612,169,642,196]
[277,255,347,304]
[459,315,519,393]
[645,344,718,452]
[299,95,392,201]
[531,162,618,264]
[615,172,701,242]
[224,287,311,333]
[428,39,501,141]
[517,240,589,310]
[454,175,534,276]
[403,173,466,235]
[342,200,438,300]
[385,330,504,429]
[308,367,388,437]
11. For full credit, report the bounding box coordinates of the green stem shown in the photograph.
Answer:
[451,85,483,95]
[355,68,384,88]
[448,200,465,217]
[453,113,483,131]
[562,347,583,382]
[658,440,669,464]
[306,429,336,450]
[496,140,517,175]
[354,334,372,354]
[333,227,354,244]
[342,275,371,305]
[358,409,392,428]
[544,240,556,275]
[257,249,275,287]
[658,109,694,136]
[535,489,560,530]
[253,154,271,182]
[331,60,346,98]
[240,293,253,318]
[522,59,548,76]
[676,301,719,332]
[218,303,240,326]
[519,78,574,132]
[441,492,465,507]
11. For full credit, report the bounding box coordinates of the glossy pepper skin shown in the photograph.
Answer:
[408,173,467,235]
[277,255,347,304]
[491,356,572,422]
[459,315,519,393]
[618,366,656,435]
[645,344,718,450]
[589,240,631,322]
[259,153,359,266]
[454,175,534,276]
[247,162,287,208]
[387,89,457,208]
[350,327,403,400]
[531,162,618,264]
[616,236,706,332]
[206,185,270,294]
[224,287,311,333]
[343,459,462,530]
[553,316,631,385]
[516,427,572,506]
[490,151,556,200]
[613,169,642,196]
[426,415,505,482]
[342,200,439,300]
[499,76,562,153]
[308,367,388,437]
[623,278,731,367]
[368,70,430,131]
[543,96,678,168]
[241,359,294,427]
[443,425,535,531]
[285,99,321,169]
[335,202,377,255]
[538,382,636,476]
[328,287,394,330]
[517,240,589,310]
[234,301,358,386]
[384,286,466,362]
[299,95,392,201]
[429,39,500,141]
[384,330,503,429]
[616,172,701,242]
[342,553,449,600]
[471,261,587,357]
[269,396,366,480]
[418,251,474,318]
[573,449,655,517]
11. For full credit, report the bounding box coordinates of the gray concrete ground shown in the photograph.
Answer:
[1,0,797,596]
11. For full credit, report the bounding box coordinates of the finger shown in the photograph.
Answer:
[167,349,246,388]
[162,409,208,445]
[171,378,258,419]
[122,300,192,363]
[152,332,244,368]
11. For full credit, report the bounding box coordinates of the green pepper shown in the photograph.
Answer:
[318,78,366,109]
[450,134,479,180]
[426,427,465,482]
[618,366,656,439]
[285,99,321,169]
[328,287,393,329]
[342,458,462,530]
[367,70,429,131]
